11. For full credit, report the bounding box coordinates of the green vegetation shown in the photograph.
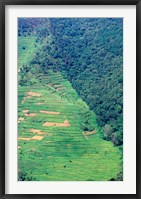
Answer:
[18,71,121,181]
[18,36,36,69]
[50,18,123,146]
[18,18,123,181]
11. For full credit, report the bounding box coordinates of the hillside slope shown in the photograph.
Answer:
[18,18,122,181]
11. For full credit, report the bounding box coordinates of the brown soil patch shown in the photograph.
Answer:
[24,113,37,117]
[83,129,96,136]
[39,110,60,115]
[18,117,24,121]
[37,132,44,135]
[31,135,44,140]
[53,84,62,88]
[47,83,54,88]
[22,110,29,113]
[26,96,32,99]
[82,130,96,140]
[64,119,69,124]
[18,137,31,141]
[43,120,70,127]
[22,92,41,104]
[29,129,50,135]
[18,135,44,141]
[27,92,41,97]
[30,129,40,133]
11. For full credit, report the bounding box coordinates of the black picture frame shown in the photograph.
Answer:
[0,0,140,198]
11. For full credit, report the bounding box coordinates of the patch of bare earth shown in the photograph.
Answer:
[82,129,96,140]
[64,119,69,124]
[27,92,41,97]
[31,136,44,140]
[53,84,61,88]
[30,129,41,133]
[47,83,53,89]
[83,129,96,135]
[19,117,24,121]
[24,113,37,117]
[18,137,31,141]
[22,92,41,104]
[18,117,24,123]
[18,135,44,141]
[18,146,22,149]
[29,129,50,135]
[43,119,70,127]
[38,132,44,135]
[22,110,29,113]
[39,110,60,115]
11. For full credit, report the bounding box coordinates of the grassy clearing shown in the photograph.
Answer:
[18,35,122,181]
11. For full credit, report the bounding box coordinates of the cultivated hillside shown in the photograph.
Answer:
[18,18,123,181]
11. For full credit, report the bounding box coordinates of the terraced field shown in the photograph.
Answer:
[18,36,36,69]
[18,35,122,181]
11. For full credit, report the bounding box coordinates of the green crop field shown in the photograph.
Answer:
[18,36,37,69]
[18,23,122,181]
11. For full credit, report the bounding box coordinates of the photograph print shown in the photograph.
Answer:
[18,18,123,181]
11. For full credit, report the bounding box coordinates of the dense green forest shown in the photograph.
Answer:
[49,18,123,146]
[18,18,123,181]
